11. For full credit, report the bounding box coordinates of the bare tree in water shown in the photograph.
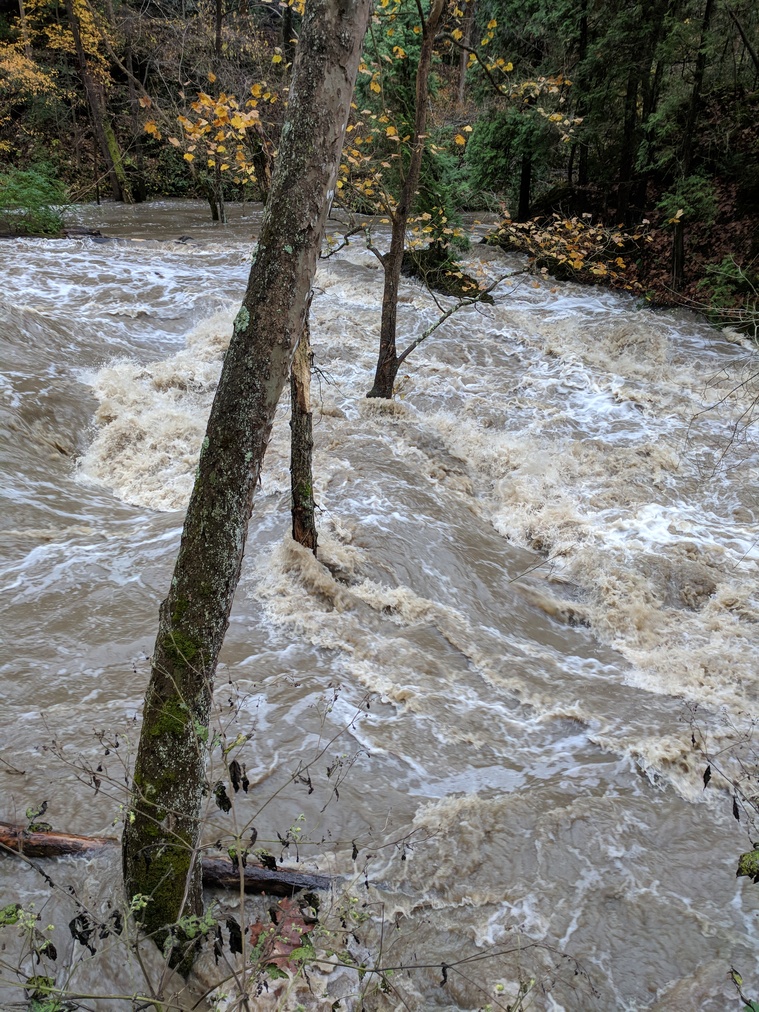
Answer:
[121,0,371,971]
[367,0,445,400]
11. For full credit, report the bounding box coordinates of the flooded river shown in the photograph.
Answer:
[1,200,758,1010]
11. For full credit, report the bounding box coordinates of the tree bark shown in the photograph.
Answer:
[673,0,714,290]
[616,67,639,221]
[17,0,32,58]
[457,0,475,105]
[517,152,532,222]
[0,823,330,894]
[290,317,317,555]
[121,0,371,972]
[367,0,445,400]
[63,0,132,203]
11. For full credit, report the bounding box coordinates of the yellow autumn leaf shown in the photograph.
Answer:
[272,54,283,63]
[168,136,181,147]
[452,28,463,40]
[220,163,229,171]
[183,152,194,162]
[454,133,466,146]
[208,71,216,82]
[487,18,497,28]
[138,96,152,108]
[250,83,263,97]
[386,125,397,137]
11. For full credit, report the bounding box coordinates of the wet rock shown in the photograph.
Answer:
[63,226,104,239]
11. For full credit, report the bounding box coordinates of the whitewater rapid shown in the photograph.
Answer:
[1,200,758,1010]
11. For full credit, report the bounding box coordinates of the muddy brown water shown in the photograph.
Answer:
[1,200,758,1009]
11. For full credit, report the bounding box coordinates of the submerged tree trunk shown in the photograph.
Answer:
[367,0,445,400]
[290,317,317,554]
[122,0,371,972]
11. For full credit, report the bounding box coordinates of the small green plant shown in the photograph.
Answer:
[658,173,718,227]
[0,166,68,236]
[696,255,759,338]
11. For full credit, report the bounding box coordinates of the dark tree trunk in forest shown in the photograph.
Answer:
[64,0,132,203]
[575,0,589,188]
[517,152,532,222]
[457,0,475,104]
[616,68,639,221]
[282,3,297,67]
[367,0,445,400]
[673,0,714,290]
[290,318,317,555]
[121,0,371,972]
[126,46,147,202]
[215,0,223,57]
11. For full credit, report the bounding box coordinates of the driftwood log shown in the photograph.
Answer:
[0,822,331,895]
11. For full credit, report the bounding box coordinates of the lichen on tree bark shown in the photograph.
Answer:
[122,0,371,972]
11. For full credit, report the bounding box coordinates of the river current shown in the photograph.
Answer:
[1,200,758,1010]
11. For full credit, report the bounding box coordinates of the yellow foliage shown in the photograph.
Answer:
[0,47,56,96]
[487,215,646,292]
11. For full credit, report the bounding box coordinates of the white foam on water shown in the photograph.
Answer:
[74,245,759,762]
[42,231,759,1007]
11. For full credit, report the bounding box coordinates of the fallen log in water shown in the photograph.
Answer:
[201,858,330,896]
[0,822,331,895]
[0,821,118,857]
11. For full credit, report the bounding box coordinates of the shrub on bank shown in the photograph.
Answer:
[0,166,68,236]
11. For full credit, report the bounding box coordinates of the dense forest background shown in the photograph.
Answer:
[0,0,757,322]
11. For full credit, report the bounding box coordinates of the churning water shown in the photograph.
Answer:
[1,200,758,1010]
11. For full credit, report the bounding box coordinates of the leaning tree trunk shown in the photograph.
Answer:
[64,0,132,203]
[122,0,371,973]
[367,0,445,400]
[290,317,317,554]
